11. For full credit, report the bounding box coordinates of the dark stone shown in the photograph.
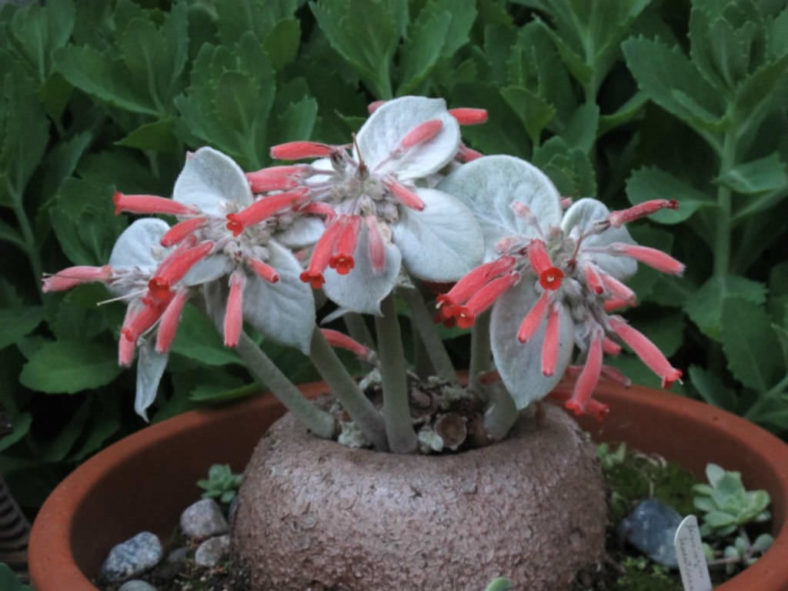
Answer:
[619,498,683,567]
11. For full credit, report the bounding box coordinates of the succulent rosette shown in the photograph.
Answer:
[262,96,485,313]
[438,155,684,417]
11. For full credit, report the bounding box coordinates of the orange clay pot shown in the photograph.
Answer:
[29,380,788,590]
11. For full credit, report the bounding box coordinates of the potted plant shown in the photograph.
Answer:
[29,96,788,589]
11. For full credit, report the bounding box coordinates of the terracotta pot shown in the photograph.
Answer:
[29,381,788,590]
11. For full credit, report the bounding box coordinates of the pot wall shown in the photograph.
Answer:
[29,381,788,590]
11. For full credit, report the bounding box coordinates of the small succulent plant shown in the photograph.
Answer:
[692,463,771,538]
[197,464,243,505]
[596,442,628,471]
[694,463,774,575]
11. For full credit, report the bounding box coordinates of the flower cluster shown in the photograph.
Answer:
[437,156,684,419]
[41,95,684,431]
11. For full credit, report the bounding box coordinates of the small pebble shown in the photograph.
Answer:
[194,534,231,567]
[619,498,683,567]
[100,531,163,583]
[180,498,229,540]
[119,580,157,591]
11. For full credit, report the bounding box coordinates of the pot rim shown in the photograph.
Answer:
[29,380,788,591]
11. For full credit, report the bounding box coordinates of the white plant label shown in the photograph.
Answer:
[674,515,712,591]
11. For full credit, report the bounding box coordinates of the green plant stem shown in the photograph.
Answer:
[412,325,434,379]
[483,384,518,441]
[375,294,417,453]
[309,328,389,451]
[343,312,375,349]
[12,195,43,293]
[714,132,737,280]
[469,311,492,393]
[745,373,788,421]
[401,286,457,383]
[235,332,336,439]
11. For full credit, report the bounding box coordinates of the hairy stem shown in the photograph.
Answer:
[375,294,417,453]
[235,332,336,439]
[483,384,519,441]
[309,328,389,451]
[714,132,737,280]
[401,286,457,383]
[469,311,492,393]
[343,312,375,349]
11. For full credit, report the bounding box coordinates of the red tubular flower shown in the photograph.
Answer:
[329,216,362,275]
[399,119,443,151]
[599,272,636,305]
[300,220,344,288]
[365,216,386,273]
[270,141,335,160]
[121,297,168,344]
[453,272,519,329]
[160,217,207,247]
[246,258,279,283]
[560,197,573,209]
[541,303,560,377]
[448,108,488,125]
[436,256,517,316]
[321,329,376,363]
[367,100,386,113]
[245,165,308,193]
[148,241,214,300]
[457,143,483,162]
[155,288,189,353]
[601,365,631,387]
[223,271,246,347]
[118,333,136,367]
[584,264,605,295]
[608,199,678,227]
[609,317,682,388]
[528,239,563,290]
[604,298,633,312]
[517,291,551,343]
[226,189,308,237]
[42,265,113,293]
[113,192,195,216]
[565,332,603,416]
[602,337,622,356]
[608,243,685,275]
[298,202,337,222]
[384,179,426,211]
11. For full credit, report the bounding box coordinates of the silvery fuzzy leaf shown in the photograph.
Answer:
[182,254,234,287]
[393,187,484,281]
[109,218,170,271]
[356,96,459,180]
[242,240,315,354]
[490,279,574,409]
[561,198,637,279]
[135,337,168,421]
[438,155,563,261]
[173,147,253,215]
[275,216,325,249]
[323,224,402,315]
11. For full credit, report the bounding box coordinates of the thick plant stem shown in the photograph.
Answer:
[412,323,434,379]
[375,294,418,453]
[483,384,519,441]
[344,312,375,349]
[309,329,389,451]
[235,333,336,439]
[469,311,492,393]
[401,286,457,383]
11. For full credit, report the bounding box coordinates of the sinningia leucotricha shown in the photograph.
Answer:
[42,96,683,424]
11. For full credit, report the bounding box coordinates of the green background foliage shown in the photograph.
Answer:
[0,0,785,516]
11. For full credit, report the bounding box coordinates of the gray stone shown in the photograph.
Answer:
[119,580,157,591]
[156,546,189,581]
[619,498,683,567]
[100,531,163,583]
[194,534,231,567]
[180,498,229,540]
